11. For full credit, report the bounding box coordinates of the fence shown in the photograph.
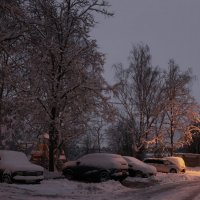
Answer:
[175,153,200,167]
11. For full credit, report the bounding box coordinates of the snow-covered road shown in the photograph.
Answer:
[1,168,200,200]
[123,180,200,200]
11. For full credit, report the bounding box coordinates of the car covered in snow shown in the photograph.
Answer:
[62,153,129,182]
[123,156,157,178]
[143,156,186,173]
[0,150,44,183]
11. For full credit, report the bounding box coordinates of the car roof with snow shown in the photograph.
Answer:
[65,153,128,170]
[0,150,28,160]
[80,153,124,158]
[164,156,185,167]
[144,156,185,167]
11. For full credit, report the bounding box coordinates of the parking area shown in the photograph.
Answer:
[1,168,200,200]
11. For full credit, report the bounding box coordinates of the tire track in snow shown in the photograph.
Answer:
[137,180,200,200]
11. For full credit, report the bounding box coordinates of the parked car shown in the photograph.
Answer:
[62,153,129,182]
[0,150,44,184]
[143,156,186,173]
[123,156,157,178]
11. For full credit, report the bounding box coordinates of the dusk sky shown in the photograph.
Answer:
[91,0,200,102]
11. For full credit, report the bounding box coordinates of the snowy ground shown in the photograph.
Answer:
[1,167,200,200]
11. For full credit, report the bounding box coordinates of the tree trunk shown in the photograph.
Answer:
[49,107,57,171]
[49,124,55,171]
[170,124,174,156]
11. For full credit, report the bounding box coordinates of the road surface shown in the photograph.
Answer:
[121,179,200,200]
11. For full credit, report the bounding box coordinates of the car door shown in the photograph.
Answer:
[75,158,99,179]
[150,159,163,172]
[145,159,159,169]
[156,160,168,172]
[146,159,165,172]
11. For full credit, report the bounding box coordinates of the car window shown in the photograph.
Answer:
[145,159,164,164]
[144,159,155,163]
[165,157,186,168]
[144,159,150,163]
[155,160,164,164]
[164,160,171,165]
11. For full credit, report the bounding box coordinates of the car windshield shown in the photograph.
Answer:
[165,157,185,168]
[124,156,144,165]
[0,151,29,164]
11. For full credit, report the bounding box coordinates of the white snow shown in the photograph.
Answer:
[1,167,200,200]
[165,156,186,169]
[67,153,128,170]
[0,150,44,172]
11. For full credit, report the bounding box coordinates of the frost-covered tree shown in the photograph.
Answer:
[23,0,113,171]
[162,59,199,156]
[0,0,25,44]
[112,44,165,158]
[0,0,30,148]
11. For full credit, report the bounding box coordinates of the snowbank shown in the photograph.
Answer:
[1,168,200,200]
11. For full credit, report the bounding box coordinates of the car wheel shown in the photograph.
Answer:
[135,171,143,178]
[2,174,12,184]
[118,176,127,183]
[64,169,74,180]
[128,170,135,177]
[142,174,148,178]
[99,171,110,182]
[170,169,177,173]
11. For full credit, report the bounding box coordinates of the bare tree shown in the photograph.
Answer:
[162,59,199,156]
[84,117,106,153]
[113,44,165,158]
[106,119,133,156]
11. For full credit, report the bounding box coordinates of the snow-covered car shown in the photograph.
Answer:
[123,156,157,178]
[143,156,186,173]
[0,150,44,184]
[62,153,128,182]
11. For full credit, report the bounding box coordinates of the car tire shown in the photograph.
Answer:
[2,174,12,184]
[119,176,127,183]
[99,171,110,182]
[170,168,177,173]
[64,169,74,180]
[129,170,135,177]
[142,174,148,178]
[135,171,143,178]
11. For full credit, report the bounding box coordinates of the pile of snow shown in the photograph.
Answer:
[2,179,132,200]
[1,167,200,200]
[126,167,200,185]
